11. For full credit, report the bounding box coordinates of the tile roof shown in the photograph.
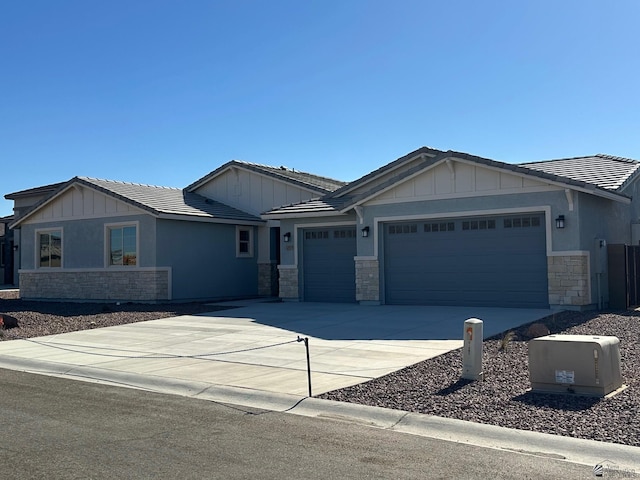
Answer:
[519,154,640,191]
[262,197,354,217]
[186,160,346,194]
[77,177,262,222]
[263,149,638,218]
[11,177,262,227]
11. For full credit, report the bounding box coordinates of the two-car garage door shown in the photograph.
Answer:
[383,214,548,308]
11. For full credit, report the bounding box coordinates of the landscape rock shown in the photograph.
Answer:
[525,322,550,339]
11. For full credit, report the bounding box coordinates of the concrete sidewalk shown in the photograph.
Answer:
[0,302,550,396]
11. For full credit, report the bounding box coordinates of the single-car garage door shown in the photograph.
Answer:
[384,214,548,307]
[302,226,356,303]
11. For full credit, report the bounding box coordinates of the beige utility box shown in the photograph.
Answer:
[528,335,622,397]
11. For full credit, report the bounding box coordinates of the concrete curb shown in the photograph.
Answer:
[289,398,640,471]
[2,353,639,473]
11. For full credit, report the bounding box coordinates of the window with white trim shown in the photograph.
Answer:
[237,226,253,257]
[38,229,62,268]
[107,224,137,266]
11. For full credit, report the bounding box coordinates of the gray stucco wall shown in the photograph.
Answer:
[575,192,631,308]
[18,215,164,301]
[577,192,631,246]
[156,219,258,301]
[620,176,640,223]
[20,215,157,269]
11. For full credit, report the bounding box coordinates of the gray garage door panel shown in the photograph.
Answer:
[384,215,548,307]
[302,227,356,303]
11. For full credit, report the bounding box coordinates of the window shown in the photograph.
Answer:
[333,229,355,239]
[424,222,455,233]
[462,219,496,231]
[237,226,253,257]
[108,225,137,266]
[305,230,329,240]
[389,224,417,234]
[0,240,4,267]
[504,216,541,229]
[38,229,62,268]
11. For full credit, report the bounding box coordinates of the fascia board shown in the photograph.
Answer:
[338,153,451,212]
[261,210,347,220]
[157,213,264,225]
[329,151,438,199]
[184,163,234,192]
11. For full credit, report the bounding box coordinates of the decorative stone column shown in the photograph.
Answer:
[278,265,299,301]
[258,262,279,296]
[355,257,380,303]
[547,254,590,306]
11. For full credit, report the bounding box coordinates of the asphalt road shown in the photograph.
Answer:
[1,369,596,479]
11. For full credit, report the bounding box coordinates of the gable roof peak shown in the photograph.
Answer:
[186,159,346,193]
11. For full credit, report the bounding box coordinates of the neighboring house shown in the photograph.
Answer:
[263,147,640,310]
[1,215,14,285]
[3,182,64,286]
[7,162,344,302]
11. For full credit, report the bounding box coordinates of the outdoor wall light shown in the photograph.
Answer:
[361,226,370,238]
[555,215,565,229]
[12,244,18,251]
[283,232,291,243]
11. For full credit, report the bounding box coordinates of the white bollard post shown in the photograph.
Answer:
[462,318,483,381]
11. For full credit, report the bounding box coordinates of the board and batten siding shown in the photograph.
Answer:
[23,187,141,222]
[193,168,320,216]
[368,159,562,205]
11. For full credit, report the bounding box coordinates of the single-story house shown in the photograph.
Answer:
[263,147,640,310]
[6,161,345,301]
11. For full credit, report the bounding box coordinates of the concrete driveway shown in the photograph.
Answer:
[0,302,551,398]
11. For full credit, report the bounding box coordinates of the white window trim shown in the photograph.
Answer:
[236,226,254,258]
[35,227,64,269]
[104,221,140,268]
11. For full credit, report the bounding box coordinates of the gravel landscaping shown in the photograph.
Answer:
[0,290,231,340]
[320,310,640,448]
[2,288,639,447]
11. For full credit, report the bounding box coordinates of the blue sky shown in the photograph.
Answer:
[2,1,639,217]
